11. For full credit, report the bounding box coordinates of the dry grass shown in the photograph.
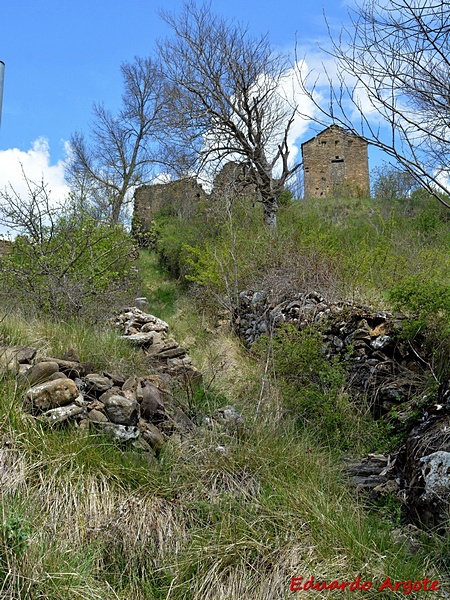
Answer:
[0,281,448,598]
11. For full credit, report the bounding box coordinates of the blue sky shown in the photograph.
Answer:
[0,0,376,203]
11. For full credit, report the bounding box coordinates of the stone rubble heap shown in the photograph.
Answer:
[234,290,425,416]
[234,289,450,529]
[0,307,242,456]
[114,307,202,385]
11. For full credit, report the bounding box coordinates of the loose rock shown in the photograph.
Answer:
[84,374,114,394]
[24,378,80,413]
[22,361,60,386]
[42,403,85,426]
[104,394,139,426]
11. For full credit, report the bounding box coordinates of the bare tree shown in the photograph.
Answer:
[158,1,302,227]
[371,164,420,201]
[0,171,138,319]
[67,57,166,224]
[299,0,450,208]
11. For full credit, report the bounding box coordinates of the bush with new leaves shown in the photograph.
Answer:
[0,215,138,321]
[0,177,138,320]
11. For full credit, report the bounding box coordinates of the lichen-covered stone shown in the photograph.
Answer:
[42,403,85,426]
[420,451,450,501]
[24,378,79,413]
[104,394,139,426]
[97,422,140,442]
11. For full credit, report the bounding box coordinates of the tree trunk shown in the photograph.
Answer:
[111,192,125,225]
[263,197,278,228]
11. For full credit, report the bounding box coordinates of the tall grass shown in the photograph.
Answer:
[0,195,449,598]
[152,194,450,307]
[0,313,448,599]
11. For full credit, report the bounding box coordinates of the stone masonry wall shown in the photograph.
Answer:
[132,164,259,246]
[302,125,370,199]
[131,178,207,244]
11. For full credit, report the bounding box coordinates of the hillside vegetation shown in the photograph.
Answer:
[0,195,449,599]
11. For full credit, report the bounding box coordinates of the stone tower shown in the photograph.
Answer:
[301,125,370,199]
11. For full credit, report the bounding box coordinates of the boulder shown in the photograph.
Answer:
[24,378,80,413]
[103,394,139,426]
[22,361,61,386]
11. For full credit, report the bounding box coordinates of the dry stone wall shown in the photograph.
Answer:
[1,307,243,455]
[234,290,422,410]
[234,288,450,527]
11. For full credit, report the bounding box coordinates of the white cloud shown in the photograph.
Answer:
[151,172,173,185]
[0,138,69,207]
[278,58,323,165]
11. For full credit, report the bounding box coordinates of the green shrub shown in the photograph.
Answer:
[0,516,31,558]
[0,214,138,321]
[389,276,450,375]
[253,324,376,451]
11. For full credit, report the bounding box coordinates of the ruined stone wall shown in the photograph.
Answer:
[211,161,257,201]
[132,164,259,245]
[0,239,12,256]
[302,126,370,199]
[131,178,206,244]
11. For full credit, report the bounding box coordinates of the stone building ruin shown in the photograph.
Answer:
[132,163,258,245]
[131,178,206,245]
[301,125,370,199]
[211,161,256,200]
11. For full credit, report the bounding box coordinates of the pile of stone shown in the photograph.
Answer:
[234,290,426,417]
[235,289,450,529]
[401,397,450,529]
[0,344,189,453]
[114,307,202,385]
[344,453,398,496]
[0,308,241,455]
